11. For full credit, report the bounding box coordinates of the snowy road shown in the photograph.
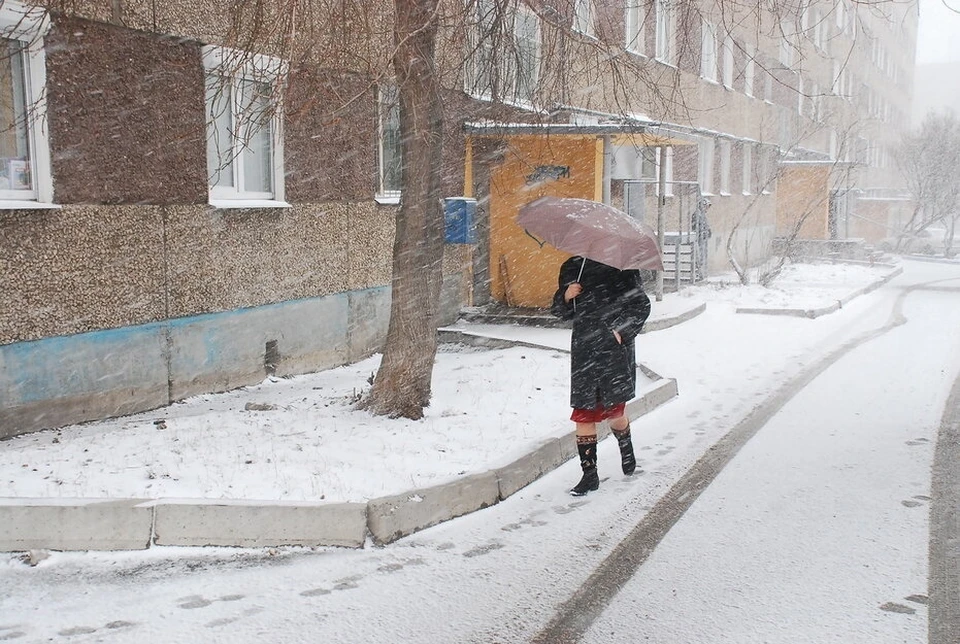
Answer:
[3,260,960,644]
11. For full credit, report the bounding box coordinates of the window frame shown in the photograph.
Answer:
[654,0,675,65]
[719,139,731,195]
[202,45,287,209]
[744,42,755,97]
[700,20,718,82]
[741,144,752,195]
[721,34,734,89]
[573,0,596,38]
[624,1,645,55]
[699,138,715,196]
[0,1,54,209]
[465,1,541,106]
[377,82,401,203]
[512,3,542,103]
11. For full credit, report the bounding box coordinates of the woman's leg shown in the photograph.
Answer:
[608,411,637,475]
[571,420,599,496]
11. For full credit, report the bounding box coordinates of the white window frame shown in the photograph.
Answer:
[742,144,752,195]
[512,4,541,103]
[779,37,794,68]
[377,82,401,204]
[465,1,540,106]
[700,20,718,82]
[797,74,804,115]
[0,1,55,208]
[721,34,734,88]
[744,42,755,97]
[719,139,731,195]
[699,138,715,196]
[625,1,645,54]
[573,0,595,38]
[655,0,675,65]
[202,46,287,208]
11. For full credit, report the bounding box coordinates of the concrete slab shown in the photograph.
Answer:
[0,498,153,551]
[367,471,501,545]
[496,439,565,500]
[152,499,367,548]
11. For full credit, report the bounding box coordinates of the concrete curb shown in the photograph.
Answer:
[0,324,686,552]
[735,266,903,318]
[0,499,153,551]
[644,302,707,332]
[152,500,368,548]
[365,374,677,545]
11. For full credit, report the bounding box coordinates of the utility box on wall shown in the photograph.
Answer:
[444,197,477,244]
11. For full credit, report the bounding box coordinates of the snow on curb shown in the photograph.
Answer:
[0,355,680,553]
[735,266,903,318]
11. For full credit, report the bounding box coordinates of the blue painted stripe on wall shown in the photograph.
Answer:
[1,288,387,406]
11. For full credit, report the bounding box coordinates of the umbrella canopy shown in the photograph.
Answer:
[516,196,664,271]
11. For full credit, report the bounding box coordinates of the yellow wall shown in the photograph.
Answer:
[775,165,830,240]
[487,135,599,308]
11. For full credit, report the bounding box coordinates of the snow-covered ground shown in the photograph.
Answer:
[3,257,960,644]
[0,260,898,504]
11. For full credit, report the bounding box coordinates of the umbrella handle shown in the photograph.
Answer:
[524,229,546,248]
[572,257,586,312]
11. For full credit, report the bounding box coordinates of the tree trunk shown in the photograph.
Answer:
[359,0,444,420]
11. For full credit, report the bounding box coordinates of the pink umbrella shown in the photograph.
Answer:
[517,196,664,272]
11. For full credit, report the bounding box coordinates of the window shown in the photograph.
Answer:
[625,1,645,54]
[742,144,752,194]
[0,2,53,207]
[378,83,401,201]
[573,0,595,37]
[700,21,717,81]
[699,138,715,195]
[763,67,773,103]
[779,37,794,68]
[466,1,540,103]
[797,75,804,115]
[719,139,731,195]
[744,43,755,97]
[513,5,541,102]
[203,46,286,206]
[721,35,734,88]
[655,0,675,64]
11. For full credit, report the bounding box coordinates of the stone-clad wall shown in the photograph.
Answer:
[0,200,397,346]
[0,12,473,436]
[45,16,208,205]
[0,206,167,344]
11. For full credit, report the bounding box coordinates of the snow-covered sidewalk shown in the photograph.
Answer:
[0,261,900,506]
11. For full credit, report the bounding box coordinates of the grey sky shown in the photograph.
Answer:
[917,0,960,63]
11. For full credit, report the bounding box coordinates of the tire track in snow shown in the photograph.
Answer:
[531,278,946,644]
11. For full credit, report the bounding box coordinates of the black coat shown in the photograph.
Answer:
[551,257,651,410]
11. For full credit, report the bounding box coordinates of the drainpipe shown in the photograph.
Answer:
[655,146,666,302]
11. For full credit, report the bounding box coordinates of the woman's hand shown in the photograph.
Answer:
[564,283,583,302]
[613,330,622,344]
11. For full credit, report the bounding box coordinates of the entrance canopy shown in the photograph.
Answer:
[463,120,700,148]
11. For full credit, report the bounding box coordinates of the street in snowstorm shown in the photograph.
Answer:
[2,259,958,644]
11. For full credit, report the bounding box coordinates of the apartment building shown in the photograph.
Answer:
[0,0,916,436]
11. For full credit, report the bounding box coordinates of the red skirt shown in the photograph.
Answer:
[571,402,626,423]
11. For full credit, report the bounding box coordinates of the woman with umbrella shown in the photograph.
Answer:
[519,196,659,495]
[551,256,651,495]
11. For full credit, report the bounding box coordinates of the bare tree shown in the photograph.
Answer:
[896,110,960,254]
[359,0,445,419]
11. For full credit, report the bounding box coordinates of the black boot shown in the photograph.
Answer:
[570,435,599,496]
[613,424,637,476]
